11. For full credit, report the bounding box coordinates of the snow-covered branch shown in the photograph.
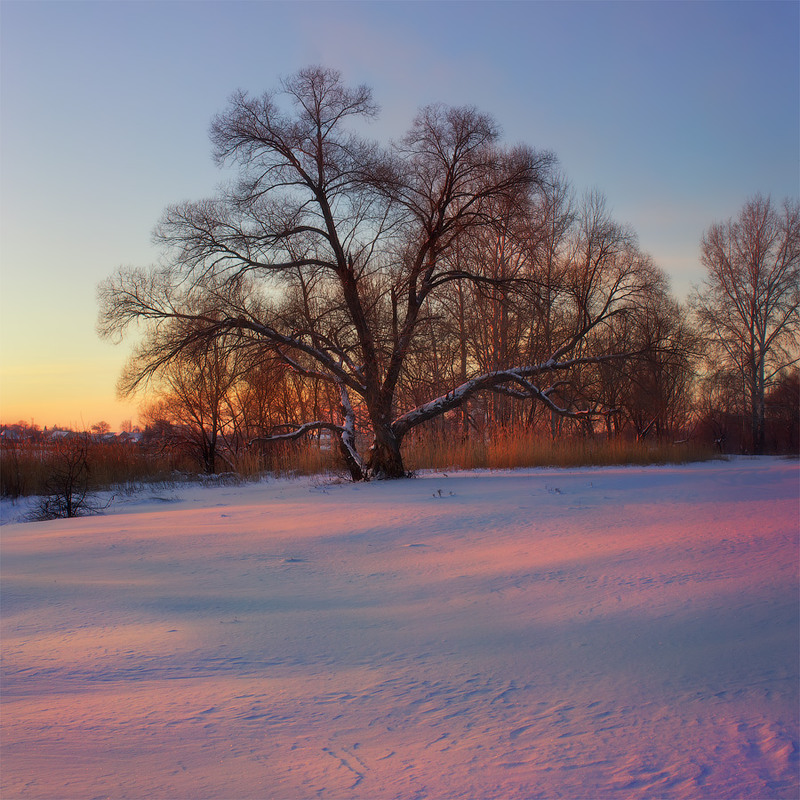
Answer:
[393,352,632,438]
[248,420,344,446]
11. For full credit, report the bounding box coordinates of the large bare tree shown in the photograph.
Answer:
[99,67,666,479]
[691,196,800,454]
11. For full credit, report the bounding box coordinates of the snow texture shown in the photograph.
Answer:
[2,458,798,799]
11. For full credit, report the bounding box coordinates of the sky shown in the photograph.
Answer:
[1,0,798,430]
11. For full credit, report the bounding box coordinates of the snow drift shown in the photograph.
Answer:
[2,458,798,799]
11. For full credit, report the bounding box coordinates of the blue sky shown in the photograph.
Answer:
[1,0,798,428]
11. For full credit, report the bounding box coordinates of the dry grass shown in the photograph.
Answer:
[232,442,339,479]
[402,430,716,473]
[1,438,341,501]
[2,431,716,502]
[1,441,184,499]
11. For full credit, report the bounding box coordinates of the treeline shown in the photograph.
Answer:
[114,352,800,476]
[1,359,796,505]
[94,68,796,479]
[112,191,795,472]
[7,67,794,496]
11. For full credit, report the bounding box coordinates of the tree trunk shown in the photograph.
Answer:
[338,437,365,482]
[748,368,765,455]
[204,430,217,474]
[339,433,367,482]
[755,358,766,455]
[752,396,766,455]
[366,425,406,479]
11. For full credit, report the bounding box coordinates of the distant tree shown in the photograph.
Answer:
[691,196,799,454]
[99,66,673,480]
[125,331,249,474]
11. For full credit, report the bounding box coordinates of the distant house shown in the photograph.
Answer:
[117,430,144,444]
[48,429,75,440]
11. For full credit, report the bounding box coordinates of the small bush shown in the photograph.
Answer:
[27,434,99,519]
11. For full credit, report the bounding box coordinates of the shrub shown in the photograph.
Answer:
[29,434,99,519]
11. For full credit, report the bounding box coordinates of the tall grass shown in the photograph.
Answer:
[2,430,716,502]
[0,440,186,499]
[402,429,717,473]
[1,438,344,500]
[232,441,339,479]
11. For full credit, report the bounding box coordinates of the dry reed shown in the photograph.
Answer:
[402,430,716,473]
[2,430,715,501]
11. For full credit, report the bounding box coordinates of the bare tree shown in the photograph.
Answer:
[691,196,800,454]
[99,66,668,480]
[91,421,112,437]
[126,328,253,474]
[32,434,98,519]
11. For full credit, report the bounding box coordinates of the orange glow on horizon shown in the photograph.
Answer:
[0,362,140,431]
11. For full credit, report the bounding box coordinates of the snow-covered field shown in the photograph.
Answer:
[2,458,798,800]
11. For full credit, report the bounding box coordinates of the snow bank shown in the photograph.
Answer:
[2,459,798,799]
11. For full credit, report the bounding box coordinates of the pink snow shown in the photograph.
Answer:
[2,458,798,799]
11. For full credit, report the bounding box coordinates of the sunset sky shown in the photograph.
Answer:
[1,0,798,430]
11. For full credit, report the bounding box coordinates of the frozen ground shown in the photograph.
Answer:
[1,458,798,799]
